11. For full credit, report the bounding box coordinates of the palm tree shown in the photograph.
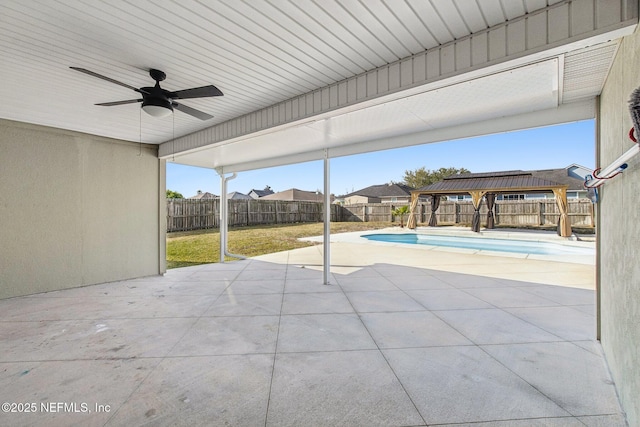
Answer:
[392,205,410,228]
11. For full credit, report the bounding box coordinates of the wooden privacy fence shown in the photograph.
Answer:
[167,198,594,232]
[336,203,395,222]
[409,199,594,228]
[167,198,340,232]
[229,199,327,226]
[166,198,218,231]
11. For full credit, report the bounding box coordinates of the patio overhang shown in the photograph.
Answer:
[157,12,636,172]
[159,53,602,173]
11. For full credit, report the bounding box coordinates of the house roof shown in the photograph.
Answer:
[528,168,586,191]
[227,192,251,200]
[249,188,275,197]
[344,183,414,198]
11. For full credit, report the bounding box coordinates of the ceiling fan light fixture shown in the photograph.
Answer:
[142,97,173,118]
[70,67,222,120]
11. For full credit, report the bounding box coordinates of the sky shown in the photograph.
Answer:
[166,119,595,198]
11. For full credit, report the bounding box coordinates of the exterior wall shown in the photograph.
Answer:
[598,26,640,426]
[344,195,377,205]
[380,196,410,204]
[0,120,163,299]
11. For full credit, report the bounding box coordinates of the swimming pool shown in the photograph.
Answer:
[362,233,595,256]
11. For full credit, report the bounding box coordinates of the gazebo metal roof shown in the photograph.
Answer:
[414,171,568,195]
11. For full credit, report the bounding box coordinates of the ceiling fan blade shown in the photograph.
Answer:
[70,67,147,94]
[173,102,214,120]
[95,99,143,106]
[169,85,223,99]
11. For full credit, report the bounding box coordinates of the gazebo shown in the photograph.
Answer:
[407,171,573,237]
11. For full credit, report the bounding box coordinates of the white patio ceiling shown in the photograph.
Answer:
[1,0,637,172]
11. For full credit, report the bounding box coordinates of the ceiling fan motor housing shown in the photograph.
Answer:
[142,94,173,110]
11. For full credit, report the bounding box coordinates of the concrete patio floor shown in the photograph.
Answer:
[0,239,628,426]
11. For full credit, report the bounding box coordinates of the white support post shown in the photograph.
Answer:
[323,148,331,284]
[159,159,167,274]
[219,171,245,263]
[219,171,226,263]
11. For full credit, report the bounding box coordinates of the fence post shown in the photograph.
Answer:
[167,199,171,232]
[214,199,219,228]
[538,201,542,226]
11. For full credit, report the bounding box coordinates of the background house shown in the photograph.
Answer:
[183,190,253,201]
[248,186,275,199]
[227,191,251,200]
[189,190,217,200]
[261,188,330,202]
[342,183,414,205]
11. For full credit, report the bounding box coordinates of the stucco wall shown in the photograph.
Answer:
[598,27,640,426]
[344,195,378,205]
[0,120,163,299]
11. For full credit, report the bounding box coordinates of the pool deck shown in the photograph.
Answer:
[0,229,627,426]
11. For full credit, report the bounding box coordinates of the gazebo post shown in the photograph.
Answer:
[407,192,419,229]
[470,190,487,232]
[553,187,572,237]
[428,194,440,226]
[486,193,496,229]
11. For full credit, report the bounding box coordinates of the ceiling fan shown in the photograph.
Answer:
[70,67,223,120]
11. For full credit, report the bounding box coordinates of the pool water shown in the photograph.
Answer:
[362,233,594,256]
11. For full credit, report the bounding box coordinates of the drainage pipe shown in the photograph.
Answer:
[219,171,247,262]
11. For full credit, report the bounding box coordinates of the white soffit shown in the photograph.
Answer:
[171,58,580,172]
[326,60,559,140]
[563,42,621,103]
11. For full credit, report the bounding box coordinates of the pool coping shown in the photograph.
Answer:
[300,227,595,265]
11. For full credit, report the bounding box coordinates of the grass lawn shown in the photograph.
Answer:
[166,222,392,269]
